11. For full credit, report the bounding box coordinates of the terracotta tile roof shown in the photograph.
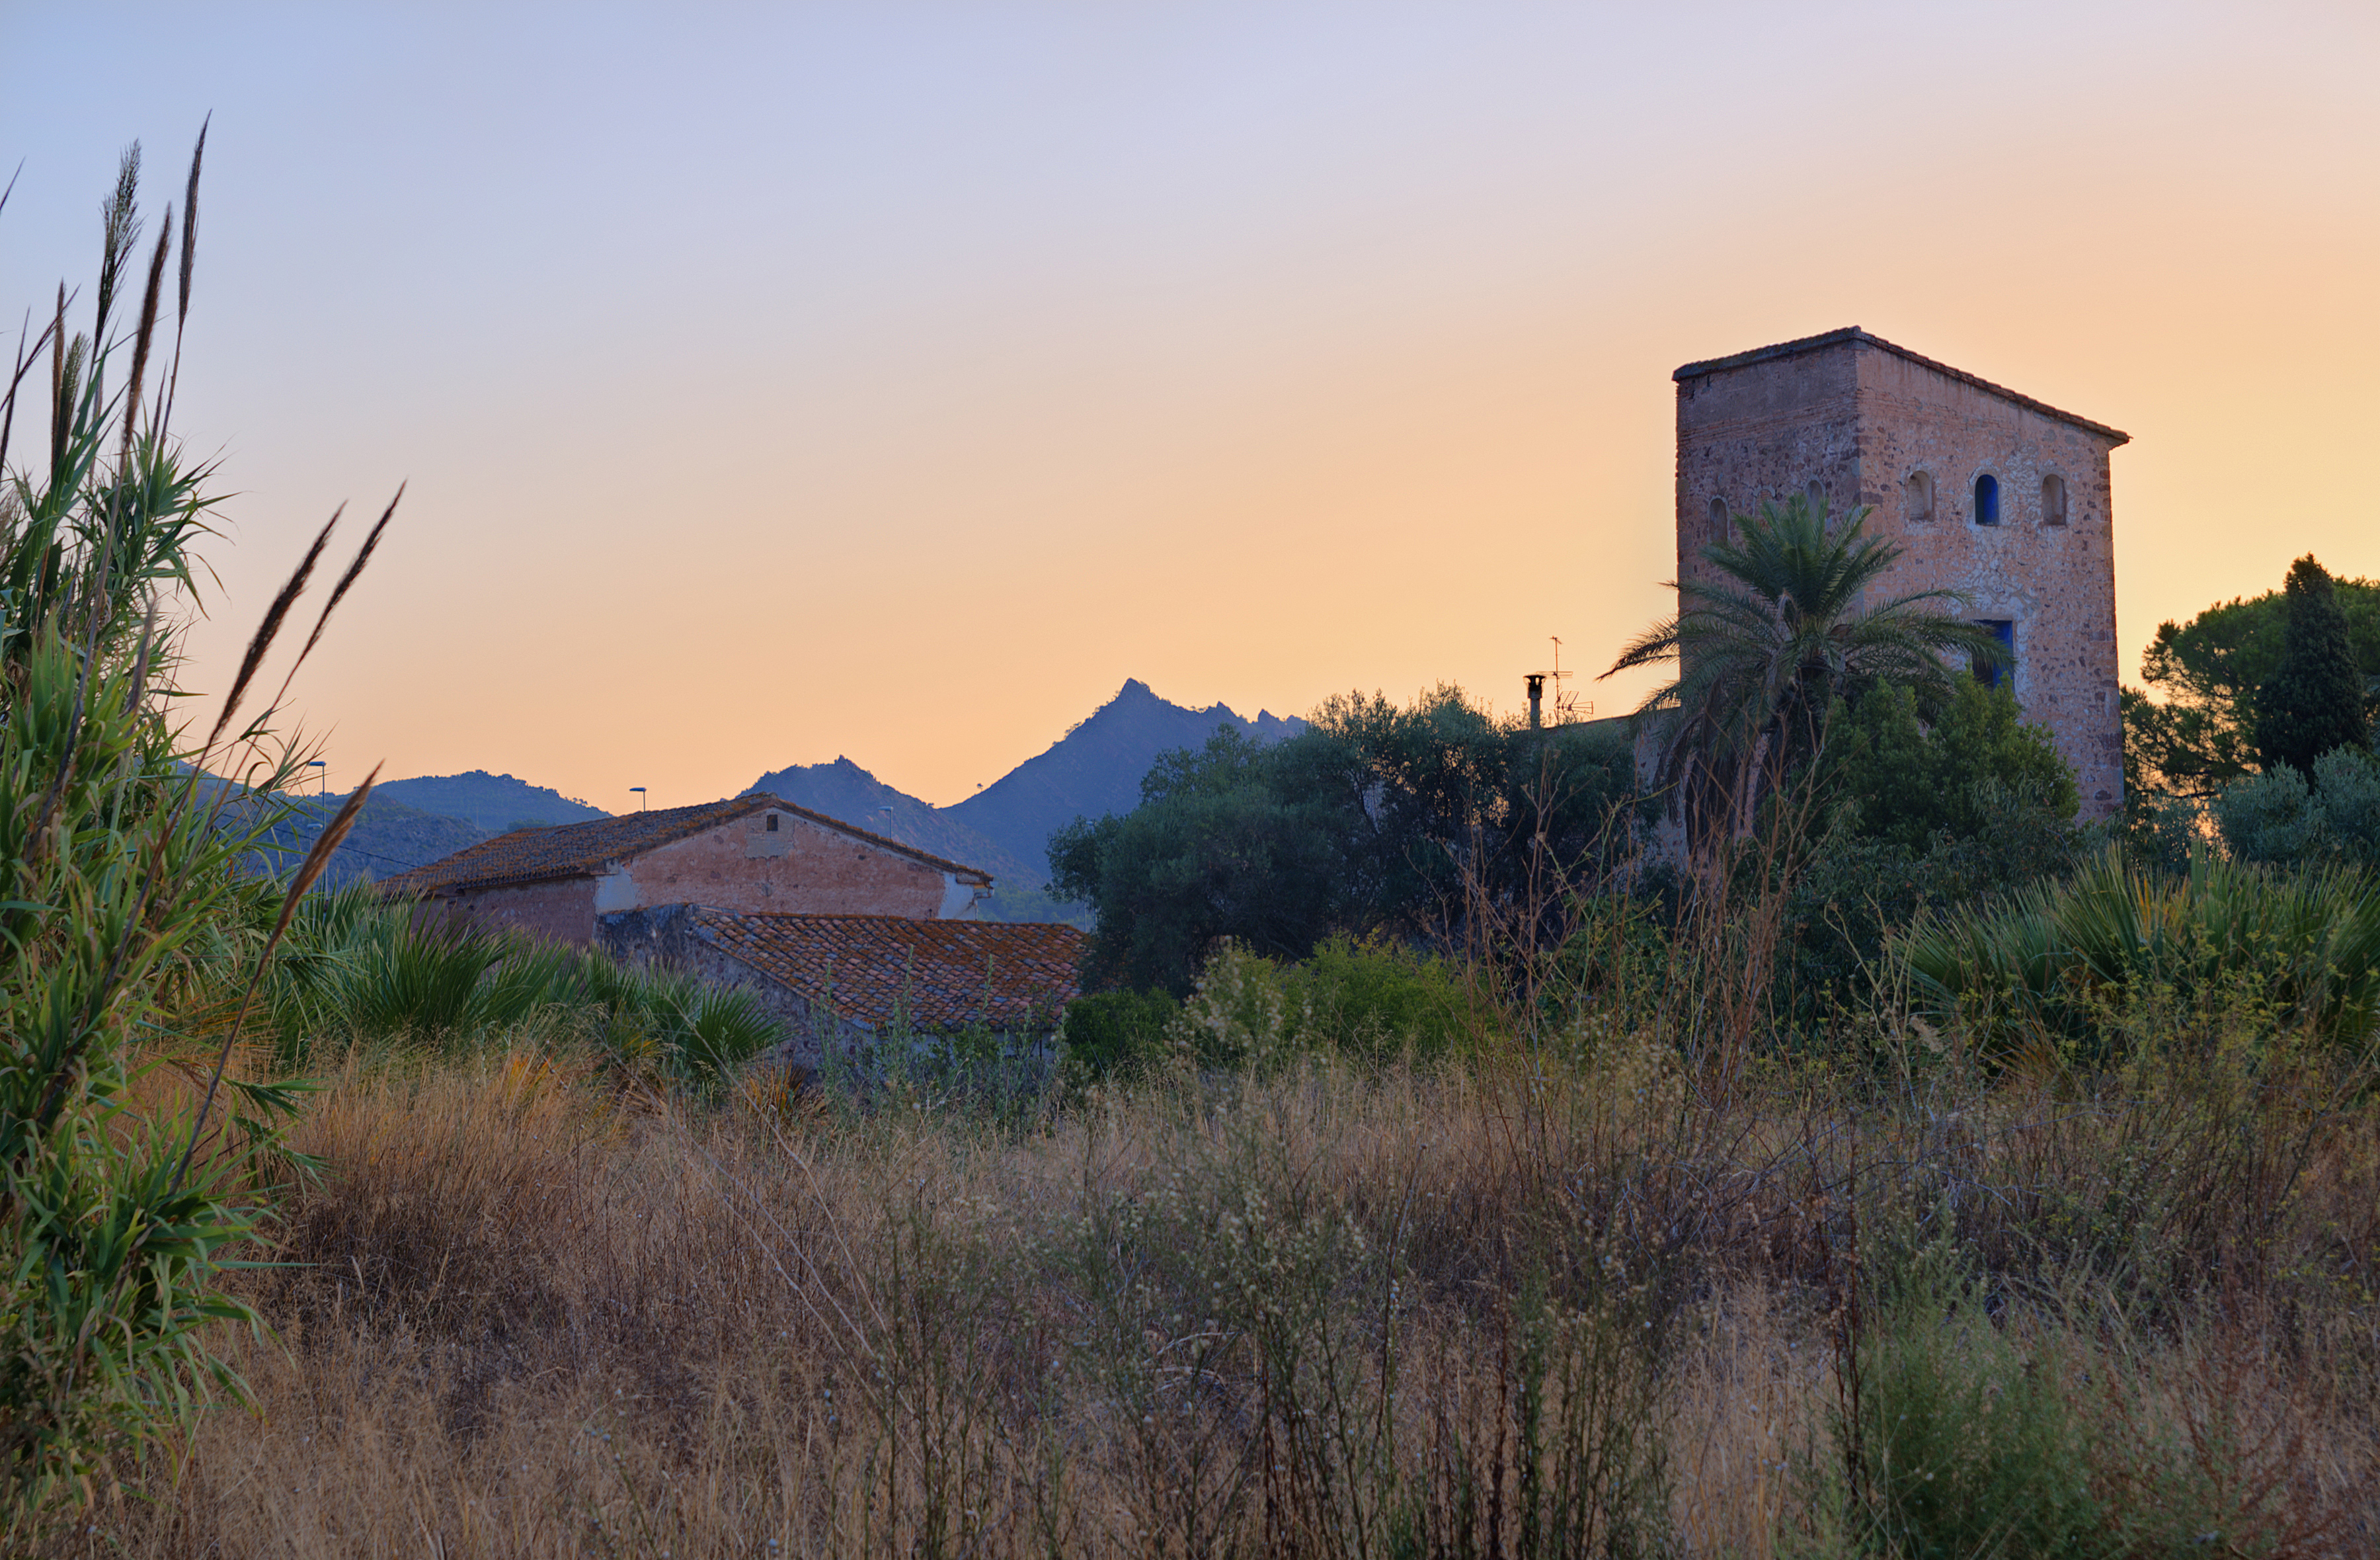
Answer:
[1673,327,2130,445]
[693,910,1086,1032]
[377,793,991,897]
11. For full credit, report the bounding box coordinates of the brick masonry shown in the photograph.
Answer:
[446,878,598,944]
[420,804,987,947]
[1673,329,2126,817]
[594,809,970,923]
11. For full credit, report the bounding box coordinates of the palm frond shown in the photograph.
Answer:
[1605,495,2007,832]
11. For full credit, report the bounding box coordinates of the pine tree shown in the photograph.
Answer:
[2254,555,2369,774]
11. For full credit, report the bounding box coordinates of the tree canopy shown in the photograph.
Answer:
[2256,555,2372,775]
[2125,561,2380,796]
[1825,677,2079,854]
[1048,687,1634,994]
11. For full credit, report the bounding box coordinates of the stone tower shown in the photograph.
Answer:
[1673,327,2127,818]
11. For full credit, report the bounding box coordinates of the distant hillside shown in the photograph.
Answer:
[366,771,609,834]
[943,678,1301,878]
[745,680,1296,928]
[284,682,1296,915]
[739,758,1084,925]
[246,794,491,887]
[742,757,1029,883]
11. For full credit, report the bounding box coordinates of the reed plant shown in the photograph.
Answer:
[0,133,399,1538]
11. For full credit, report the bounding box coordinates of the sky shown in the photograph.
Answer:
[3,2,2375,809]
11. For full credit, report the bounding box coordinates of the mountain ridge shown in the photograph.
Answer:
[939,679,1301,882]
[298,682,1302,911]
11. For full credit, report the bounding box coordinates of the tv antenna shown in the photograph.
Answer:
[1523,637,1592,728]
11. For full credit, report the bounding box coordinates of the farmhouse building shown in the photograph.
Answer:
[1675,328,2127,817]
[377,794,993,946]
[598,905,1088,1067]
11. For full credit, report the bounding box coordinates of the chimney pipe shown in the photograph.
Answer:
[1525,673,1545,729]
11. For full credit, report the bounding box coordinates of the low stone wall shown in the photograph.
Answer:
[594,905,1057,1074]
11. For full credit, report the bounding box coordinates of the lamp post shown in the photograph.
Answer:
[306,759,327,796]
[629,787,647,811]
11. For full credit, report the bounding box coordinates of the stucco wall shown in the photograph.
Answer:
[440,877,598,944]
[434,808,987,948]
[1675,339,2125,817]
[596,809,973,921]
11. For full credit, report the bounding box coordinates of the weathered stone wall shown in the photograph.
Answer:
[438,876,598,944]
[596,808,972,922]
[1674,334,2125,816]
[440,807,984,949]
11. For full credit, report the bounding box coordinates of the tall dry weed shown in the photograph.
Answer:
[55,1022,2379,1557]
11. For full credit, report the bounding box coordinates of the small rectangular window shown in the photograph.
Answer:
[1974,619,2015,690]
[766,814,779,833]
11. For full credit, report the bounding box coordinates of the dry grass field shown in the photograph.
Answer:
[58,1015,2380,1559]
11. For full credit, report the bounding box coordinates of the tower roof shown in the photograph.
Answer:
[1674,327,2128,446]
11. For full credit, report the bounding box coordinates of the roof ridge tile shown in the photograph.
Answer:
[379,792,991,896]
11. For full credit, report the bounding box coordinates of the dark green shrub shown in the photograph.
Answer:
[2215,745,2380,870]
[573,949,784,1090]
[1280,934,1471,1061]
[1816,1259,2098,1558]
[268,889,783,1090]
[1827,678,2079,855]
[1903,847,2380,1061]
[1752,679,2086,1028]
[1057,989,1179,1084]
[1163,938,1472,1074]
[1538,891,1671,1018]
[1785,780,2084,1028]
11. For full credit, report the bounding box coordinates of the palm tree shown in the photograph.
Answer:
[1602,495,2004,842]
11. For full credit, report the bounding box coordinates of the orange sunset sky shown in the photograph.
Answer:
[4,3,2375,811]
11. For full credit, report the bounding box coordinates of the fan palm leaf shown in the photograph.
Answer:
[1604,495,2005,837]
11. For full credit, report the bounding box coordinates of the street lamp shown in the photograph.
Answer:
[306,759,327,796]
[629,786,647,811]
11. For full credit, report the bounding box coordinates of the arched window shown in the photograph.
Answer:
[1905,471,1934,522]
[1973,473,2001,525]
[2040,473,2067,526]
[1805,479,1827,526]
[1708,496,1728,541]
